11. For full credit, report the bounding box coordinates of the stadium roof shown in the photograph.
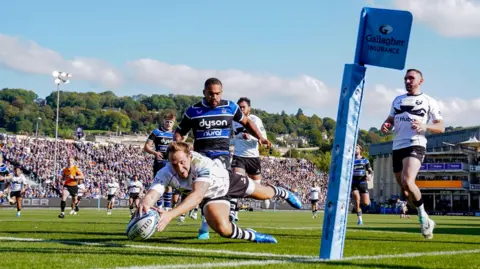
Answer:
[369,126,480,156]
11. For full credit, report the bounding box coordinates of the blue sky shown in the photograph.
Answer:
[0,0,479,129]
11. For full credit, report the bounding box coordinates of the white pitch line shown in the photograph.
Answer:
[108,260,287,269]
[110,249,480,269]
[0,236,315,259]
[2,236,479,269]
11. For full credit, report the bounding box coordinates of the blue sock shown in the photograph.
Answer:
[199,216,209,233]
[163,192,172,208]
[156,199,163,207]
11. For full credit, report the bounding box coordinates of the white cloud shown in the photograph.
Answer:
[0,34,124,88]
[1,33,478,129]
[126,59,334,113]
[393,0,480,37]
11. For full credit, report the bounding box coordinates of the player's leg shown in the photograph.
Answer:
[234,175,302,209]
[351,188,362,225]
[229,156,244,223]
[109,196,116,215]
[129,197,135,215]
[70,193,76,215]
[16,194,22,217]
[246,157,266,211]
[402,156,434,238]
[203,199,277,243]
[177,192,188,223]
[231,161,246,222]
[107,195,112,215]
[70,189,78,215]
[163,186,173,211]
[75,196,81,214]
[59,187,69,218]
[311,200,317,218]
[359,181,371,219]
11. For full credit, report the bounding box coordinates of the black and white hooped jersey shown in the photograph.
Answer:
[10,174,26,192]
[149,151,230,199]
[232,114,266,158]
[176,99,244,154]
[129,180,143,194]
[310,186,320,200]
[389,93,443,150]
[147,127,174,160]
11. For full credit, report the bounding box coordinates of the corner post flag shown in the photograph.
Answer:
[319,7,413,260]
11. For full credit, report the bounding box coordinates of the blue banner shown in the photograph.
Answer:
[354,7,413,70]
[420,163,464,171]
[320,64,366,260]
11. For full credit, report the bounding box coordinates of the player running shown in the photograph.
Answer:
[396,198,410,219]
[128,175,144,216]
[136,142,301,244]
[106,178,119,215]
[59,157,85,219]
[72,181,86,215]
[381,68,444,239]
[231,97,268,220]
[5,166,27,217]
[174,78,271,240]
[351,144,373,225]
[309,182,321,218]
[144,110,175,210]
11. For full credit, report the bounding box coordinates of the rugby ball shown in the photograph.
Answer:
[126,209,160,241]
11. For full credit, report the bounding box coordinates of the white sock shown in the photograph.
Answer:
[199,216,209,233]
[264,199,271,209]
[417,204,428,224]
[358,215,363,222]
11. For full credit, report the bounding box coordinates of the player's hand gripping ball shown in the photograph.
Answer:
[126,209,160,241]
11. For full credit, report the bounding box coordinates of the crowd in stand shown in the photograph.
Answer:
[0,135,328,205]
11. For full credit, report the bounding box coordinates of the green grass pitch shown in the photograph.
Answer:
[1,208,479,269]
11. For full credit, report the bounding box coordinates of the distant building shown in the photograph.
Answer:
[369,126,480,214]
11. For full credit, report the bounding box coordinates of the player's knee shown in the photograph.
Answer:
[216,222,233,238]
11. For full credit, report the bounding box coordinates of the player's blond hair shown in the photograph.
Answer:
[167,142,191,159]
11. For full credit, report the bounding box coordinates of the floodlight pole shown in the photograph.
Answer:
[53,83,60,184]
[51,71,72,184]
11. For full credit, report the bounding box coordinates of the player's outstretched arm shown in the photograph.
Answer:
[238,117,271,148]
[156,182,208,232]
[137,189,162,217]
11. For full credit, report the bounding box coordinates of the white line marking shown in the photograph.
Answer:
[108,260,286,269]
[2,236,479,269]
[0,237,315,259]
[110,249,480,269]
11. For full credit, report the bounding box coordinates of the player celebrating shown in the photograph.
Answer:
[136,142,301,244]
[231,97,268,221]
[351,144,373,225]
[309,182,321,219]
[59,157,85,219]
[128,175,144,216]
[106,178,119,215]
[381,68,444,239]
[175,78,271,239]
[144,110,176,210]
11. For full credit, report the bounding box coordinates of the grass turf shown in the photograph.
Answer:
[0,208,479,269]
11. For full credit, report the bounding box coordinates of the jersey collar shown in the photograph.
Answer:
[406,92,423,96]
